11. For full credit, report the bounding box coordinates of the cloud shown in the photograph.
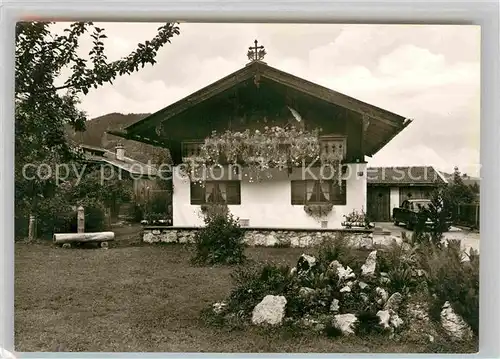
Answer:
[51,22,480,176]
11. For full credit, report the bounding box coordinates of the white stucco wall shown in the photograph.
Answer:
[171,163,367,229]
[390,187,400,216]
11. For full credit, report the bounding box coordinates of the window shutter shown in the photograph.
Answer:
[291,181,306,205]
[190,182,205,205]
[226,181,241,205]
[330,180,347,205]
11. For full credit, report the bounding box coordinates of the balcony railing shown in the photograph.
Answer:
[181,136,347,165]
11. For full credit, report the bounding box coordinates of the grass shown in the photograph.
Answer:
[15,225,436,352]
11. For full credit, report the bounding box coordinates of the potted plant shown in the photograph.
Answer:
[341,209,373,229]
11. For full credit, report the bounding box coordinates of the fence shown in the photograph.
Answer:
[453,204,480,230]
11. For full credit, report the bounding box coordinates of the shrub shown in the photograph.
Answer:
[376,236,424,295]
[132,203,145,223]
[324,321,343,338]
[356,310,385,336]
[228,263,293,316]
[200,204,229,219]
[419,240,479,335]
[315,233,362,270]
[34,195,75,239]
[149,194,168,214]
[79,198,107,232]
[191,210,246,265]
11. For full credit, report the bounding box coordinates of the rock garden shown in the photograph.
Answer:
[199,216,479,352]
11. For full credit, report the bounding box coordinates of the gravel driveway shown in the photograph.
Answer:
[375,222,480,253]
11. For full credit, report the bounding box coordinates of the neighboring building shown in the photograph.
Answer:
[81,144,163,219]
[366,166,448,221]
[108,43,411,229]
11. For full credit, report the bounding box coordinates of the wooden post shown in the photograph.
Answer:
[28,215,37,240]
[105,207,111,229]
[77,206,85,233]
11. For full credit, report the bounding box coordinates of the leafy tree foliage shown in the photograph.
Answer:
[448,167,477,205]
[15,21,180,235]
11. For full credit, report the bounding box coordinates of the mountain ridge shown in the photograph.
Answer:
[65,112,170,164]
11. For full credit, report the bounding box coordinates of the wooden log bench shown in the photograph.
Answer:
[53,232,115,249]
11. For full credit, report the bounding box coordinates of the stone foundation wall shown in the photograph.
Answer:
[142,227,377,248]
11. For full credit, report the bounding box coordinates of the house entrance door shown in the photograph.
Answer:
[367,187,391,222]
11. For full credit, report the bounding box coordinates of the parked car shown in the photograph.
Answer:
[392,199,451,231]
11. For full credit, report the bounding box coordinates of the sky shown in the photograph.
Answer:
[53,22,481,177]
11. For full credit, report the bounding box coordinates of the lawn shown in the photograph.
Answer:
[15,226,431,353]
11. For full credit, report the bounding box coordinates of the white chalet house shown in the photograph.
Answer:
[109,46,411,230]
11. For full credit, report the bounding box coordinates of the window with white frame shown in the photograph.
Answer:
[291,180,346,205]
[190,181,241,205]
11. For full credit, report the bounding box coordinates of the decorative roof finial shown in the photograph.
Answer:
[247,39,266,62]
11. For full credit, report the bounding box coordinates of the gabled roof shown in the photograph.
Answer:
[80,144,158,177]
[109,60,412,157]
[367,166,448,186]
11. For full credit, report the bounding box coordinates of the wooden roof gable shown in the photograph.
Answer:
[109,61,412,157]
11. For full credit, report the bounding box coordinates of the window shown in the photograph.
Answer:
[182,141,203,158]
[190,181,241,205]
[291,180,346,205]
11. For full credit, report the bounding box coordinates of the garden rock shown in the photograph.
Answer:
[265,234,278,247]
[328,260,356,281]
[252,233,268,246]
[440,301,473,340]
[375,287,389,305]
[361,250,377,276]
[332,314,358,335]
[212,301,227,314]
[297,254,317,274]
[290,236,301,247]
[373,235,402,248]
[384,292,403,312]
[251,295,287,326]
[391,313,404,329]
[340,285,351,293]
[330,298,340,313]
[377,309,391,329]
[377,309,404,330]
[351,235,374,250]
[358,281,369,290]
[143,232,157,244]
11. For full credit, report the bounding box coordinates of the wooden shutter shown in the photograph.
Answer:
[225,181,241,205]
[330,180,347,205]
[291,181,306,205]
[190,182,205,204]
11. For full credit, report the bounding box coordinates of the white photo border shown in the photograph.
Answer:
[1,0,498,357]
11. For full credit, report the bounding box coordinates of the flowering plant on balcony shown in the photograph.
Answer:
[182,125,344,183]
